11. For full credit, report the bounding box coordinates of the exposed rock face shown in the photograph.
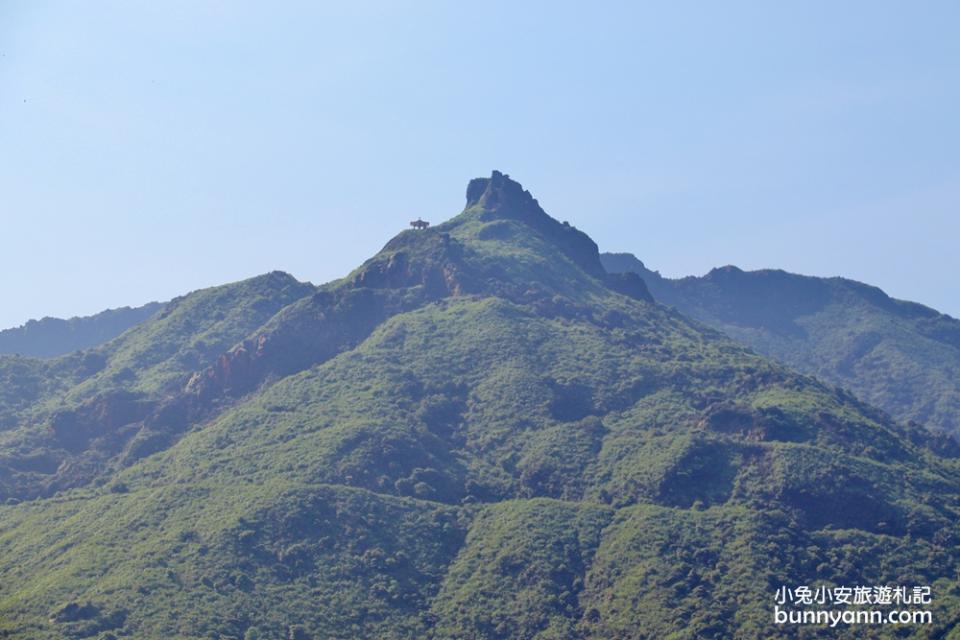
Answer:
[183,231,477,409]
[4,173,960,640]
[0,177,645,505]
[356,232,473,296]
[603,271,654,303]
[466,171,606,279]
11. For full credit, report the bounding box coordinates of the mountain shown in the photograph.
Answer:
[601,253,960,438]
[0,271,315,496]
[0,172,959,639]
[0,302,164,358]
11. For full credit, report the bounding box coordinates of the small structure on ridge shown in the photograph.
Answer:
[410,218,430,230]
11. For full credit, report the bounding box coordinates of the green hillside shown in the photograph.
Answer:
[0,271,314,501]
[0,173,958,639]
[601,253,960,437]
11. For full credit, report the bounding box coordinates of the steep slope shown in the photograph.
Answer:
[0,173,958,639]
[0,302,164,358]
[602,252,960,437]
[0,271,315,501]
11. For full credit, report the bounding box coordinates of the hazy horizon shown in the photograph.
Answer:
[2,1,957,329]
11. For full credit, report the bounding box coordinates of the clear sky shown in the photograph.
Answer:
[1,1,957,329]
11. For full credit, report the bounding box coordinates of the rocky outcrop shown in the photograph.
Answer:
[604,272,654,303]
[356,231,474,296]
[182,231,476,408]
[466,171,606,279]
[0,177,681,505]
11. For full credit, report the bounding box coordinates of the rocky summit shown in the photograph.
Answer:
[0,173,958,639]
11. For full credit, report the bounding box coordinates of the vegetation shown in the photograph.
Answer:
[0,172,958,638]
[602,252,960,436]
[0,271,315,501]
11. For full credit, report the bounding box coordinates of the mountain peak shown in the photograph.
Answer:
[465,170,541,215]
[462,171,607,279]
[705,265,745,279]
[4,172,960,639]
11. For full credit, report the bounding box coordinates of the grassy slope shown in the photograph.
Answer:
[58,270,315,402]
[0,176,958,638]
[601,253,960,436]
[0,272,315,501]
[0,271,313,422]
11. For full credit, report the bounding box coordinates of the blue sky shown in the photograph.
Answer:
[1,1,957,329]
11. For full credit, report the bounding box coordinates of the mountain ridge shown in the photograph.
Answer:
[0,302,164,359]
[0,174,958,638]
[602,252,960,437]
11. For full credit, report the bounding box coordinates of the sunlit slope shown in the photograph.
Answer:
[0,272,314,500]
[602,252,960,437]
[0,173,958,639]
